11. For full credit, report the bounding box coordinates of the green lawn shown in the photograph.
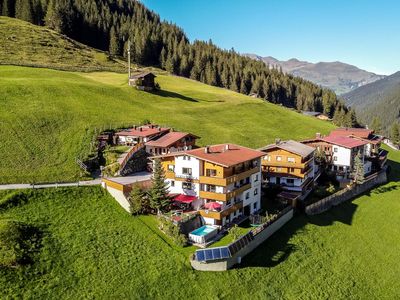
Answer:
[0,17,125,72]
[0,65,334,184]
[1,149,399,299]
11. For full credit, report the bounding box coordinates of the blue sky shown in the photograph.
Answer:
[142,0,400,75]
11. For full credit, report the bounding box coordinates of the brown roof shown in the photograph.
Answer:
[153,144,264,167]
[130,71,156,80]
[116,125,170,138]
[322,135,368,148]
[329,128,374,139]
[145,132,199,148]
[259,140,315,158]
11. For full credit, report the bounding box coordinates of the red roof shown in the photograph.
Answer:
[174,194,197,203]
[322,135,368,148]
[329,128,374,139]
[116,125,170,138]
[145,132,199,148]
[187,144,265,167]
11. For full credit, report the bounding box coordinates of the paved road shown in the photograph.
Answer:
[0,179,102,191]
[0,172,152,191]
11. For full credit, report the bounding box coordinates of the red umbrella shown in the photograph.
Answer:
[204,202,222,210]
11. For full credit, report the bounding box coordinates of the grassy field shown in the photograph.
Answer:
[0,17,126,72]
[0,149,399,299]
[0,65,334,183]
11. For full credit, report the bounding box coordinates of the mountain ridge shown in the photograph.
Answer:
[342,71,400,132]
[245,54,385,94]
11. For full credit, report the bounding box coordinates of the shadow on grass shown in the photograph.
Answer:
[150,89,198,102]
[241,201,359,269]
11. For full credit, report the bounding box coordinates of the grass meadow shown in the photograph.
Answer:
[0,65,334,183]
[0,148,399,299]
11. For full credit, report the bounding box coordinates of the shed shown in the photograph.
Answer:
[129,72,157,91]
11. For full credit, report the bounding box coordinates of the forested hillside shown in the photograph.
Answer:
[0,0,355,125]
[343,72,400,135]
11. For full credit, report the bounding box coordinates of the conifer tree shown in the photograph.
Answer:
[149,159,170,214]
[129,184,148,215]
[390,122,400,145]
[15,0,33,23]
[352,152,365,185]
[109,26,120,56]
[371,117,382,135]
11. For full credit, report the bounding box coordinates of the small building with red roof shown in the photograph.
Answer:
[116,124,170,145]
[145,132,199,155]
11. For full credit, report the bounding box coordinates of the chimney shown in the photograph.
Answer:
[158,127,161,132]
[139,127,142,132]
[134,125,137,130]
[275,138,281,145]
[204,146,209,154]
[225,144,229,151]
[316,133,321,139]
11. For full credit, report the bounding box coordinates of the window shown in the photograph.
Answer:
[182,182,193,190]
[206,169,217,177]
[334,156,338,161]
[255,174,259,182]
[253,202,257,210]
[276,167,282,172]
[182,167,192,175]
[289,168,295,173]
[206,185,216,193]
[276,156,282,161]
[264,155,271,161]
[334,147,338,153]
[245,192,250,200]
[287,157,295,163]
[254,188,258,196]
[286,179,294,184]
[183,155,191,160]
[168,164,174,172]
[226,199,231,206]
[170,181,175,187]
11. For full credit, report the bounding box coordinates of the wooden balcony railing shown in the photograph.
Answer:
[199,201,243,220]
[199,183,251,201]
[199,167,259,186]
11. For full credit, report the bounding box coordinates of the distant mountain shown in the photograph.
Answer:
[342,72,400,132]
[245,54,385,95]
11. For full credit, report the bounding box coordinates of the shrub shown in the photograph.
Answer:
[158,217,187,247]
[228,224,242,242]
[0,219,42,267]
[326,183,336,194]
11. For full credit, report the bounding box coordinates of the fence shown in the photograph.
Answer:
[305,170,388,215]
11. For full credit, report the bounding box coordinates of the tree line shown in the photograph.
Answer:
[1,0,357,126]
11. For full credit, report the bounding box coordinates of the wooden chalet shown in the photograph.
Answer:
[129,72,156,91]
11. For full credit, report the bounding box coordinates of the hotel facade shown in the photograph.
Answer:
[155,144,264,226]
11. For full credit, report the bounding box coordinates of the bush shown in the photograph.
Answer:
[0,219,42,267]
[228,224,241,242]
[158,217,187,247]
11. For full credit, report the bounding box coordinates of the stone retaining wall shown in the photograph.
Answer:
[305,170,387,215]
[119,148,148,176]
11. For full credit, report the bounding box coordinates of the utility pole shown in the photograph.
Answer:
[127,40,131,80]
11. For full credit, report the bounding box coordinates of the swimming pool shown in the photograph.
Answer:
[189,225,218,244]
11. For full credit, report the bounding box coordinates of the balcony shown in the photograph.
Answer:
[199,167,259,186]
[199,201,243,220]
[262,160,308,169]
[199,183,251,201]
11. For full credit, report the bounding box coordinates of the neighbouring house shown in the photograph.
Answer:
[129,72,157,91]
[302,128,388,179]
[145,132,199,156]
[154,144,264,227]
[116,124,170,146]
[258,140,317,204]
[321,135,370,180]
[302,111,331,121]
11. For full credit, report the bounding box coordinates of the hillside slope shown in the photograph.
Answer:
[343,72,400,130]
[0,17,125,72]
[0,65,334,184]
[246,54,385,95]
[0,149,399,298]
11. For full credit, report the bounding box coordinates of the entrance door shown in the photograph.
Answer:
[276,177,281,185]
[244,205,251,216]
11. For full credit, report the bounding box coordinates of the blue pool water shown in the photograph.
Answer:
[190,225,216,236]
